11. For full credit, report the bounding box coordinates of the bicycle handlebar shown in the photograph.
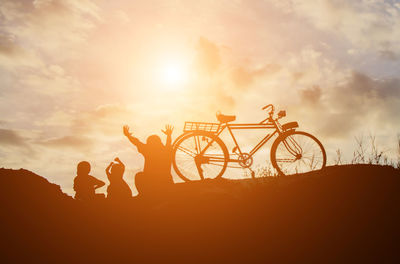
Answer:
[262,104,274,114]
[259,104,275,124]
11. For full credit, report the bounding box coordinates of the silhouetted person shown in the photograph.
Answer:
[123,125,174,196]
[73,161,105,201]
[106,157,132,200]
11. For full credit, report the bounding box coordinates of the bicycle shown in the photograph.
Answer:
[172,104,326,181]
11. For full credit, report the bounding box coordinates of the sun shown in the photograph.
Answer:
[163,64,183,83]
[159,60,189,88]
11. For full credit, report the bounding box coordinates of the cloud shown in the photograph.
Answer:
[70,104,138,137]
[29,104,138,154]
[300,85,322,105]
[0,34,21,57]
[112,10,131,25]
[195,37,221,75]
[379,49,398,61]
[343,71,400,100]
[0,0,100,61]
[0,128,27,147]
[0,0,100,117]
[271,0,400,56]
[0,33,43,71]
[231,63,281,88]
[36,135,94,150]
[304,71,400,138]
[191,37,284,112]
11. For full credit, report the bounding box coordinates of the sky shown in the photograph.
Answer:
[0,0,399,195]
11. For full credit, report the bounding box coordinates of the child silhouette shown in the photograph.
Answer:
[123,125,174,196]
[106,157,132,200]
[73,161,105,201]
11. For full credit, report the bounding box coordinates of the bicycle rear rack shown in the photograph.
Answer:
[183,122,220,133]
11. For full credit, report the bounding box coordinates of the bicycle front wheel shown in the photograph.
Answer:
[172,132,229,182]
[271,131,326,175]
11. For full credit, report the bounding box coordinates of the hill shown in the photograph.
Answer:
[0,165,399,263]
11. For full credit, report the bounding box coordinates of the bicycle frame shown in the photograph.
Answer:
[199,119,283,164]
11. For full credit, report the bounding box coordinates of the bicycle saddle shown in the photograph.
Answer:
[217,114,236,123]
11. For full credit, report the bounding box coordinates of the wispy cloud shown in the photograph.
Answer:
[0,128,28,147]
[271,0,400,57]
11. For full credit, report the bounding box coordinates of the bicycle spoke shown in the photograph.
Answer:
[194,135,201,154]
[177,146,197,157]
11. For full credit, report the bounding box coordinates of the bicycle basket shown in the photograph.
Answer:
[183,122,220,134]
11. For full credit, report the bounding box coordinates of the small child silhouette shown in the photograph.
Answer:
[73,161,105,201]
[106,157,132,200]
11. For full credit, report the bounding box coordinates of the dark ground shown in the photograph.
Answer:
[1,165,399,263]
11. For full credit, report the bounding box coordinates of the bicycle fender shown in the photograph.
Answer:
[281,121,299,131]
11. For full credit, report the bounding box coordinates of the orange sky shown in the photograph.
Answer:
[0,0,399,195]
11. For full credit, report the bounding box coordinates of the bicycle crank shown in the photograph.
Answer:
[238,153,253,168]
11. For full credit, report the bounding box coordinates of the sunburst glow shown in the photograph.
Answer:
[163,64,184,83]
[158,59,189,89]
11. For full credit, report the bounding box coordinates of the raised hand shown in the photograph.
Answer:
[162,124,174,136]
[105,161,114,176]
[123,125,144,148]
[114,157,125,168]
[123,125,132,137]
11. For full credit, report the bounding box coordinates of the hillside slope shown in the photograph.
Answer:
[0,165,399,263]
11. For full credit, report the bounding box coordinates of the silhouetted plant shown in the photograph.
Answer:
[367,134,385,165]
[334,149,343,165]
[352,135,366,164]
[254,164,277,177]
[349,133,396,167]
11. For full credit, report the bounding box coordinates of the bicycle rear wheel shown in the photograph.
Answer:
[172,132,229,182]
[271,131,326,175]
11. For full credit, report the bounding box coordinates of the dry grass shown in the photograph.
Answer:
[254,164,277,177]
[350,133,399,168]
[334,133,400,168]
[334,149,343,165]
